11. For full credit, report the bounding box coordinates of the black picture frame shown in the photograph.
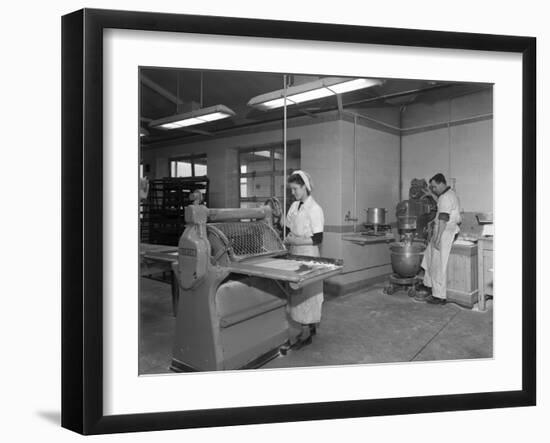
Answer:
[61,8,536,435]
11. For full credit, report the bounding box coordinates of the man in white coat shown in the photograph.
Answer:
[421,173,462,305]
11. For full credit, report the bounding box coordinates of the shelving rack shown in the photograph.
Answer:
[140,176,209,246]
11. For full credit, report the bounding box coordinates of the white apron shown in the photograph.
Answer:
[286,198,324,324]
[421,229,456,299]
[421,188,461,300]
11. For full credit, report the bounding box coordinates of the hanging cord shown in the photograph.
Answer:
[448,97,452,184]
[353,114,357,231]
[200,72,203,108]
[282,74,288,239]
[176,71,181,113]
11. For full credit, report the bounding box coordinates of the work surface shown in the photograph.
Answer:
[139,278,493,374]
[342,232,395,245]
[226,255,342,286]
[140,243,178,276]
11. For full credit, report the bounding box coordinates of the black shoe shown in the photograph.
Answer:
[413,292,430,302]
[426,295,446,305]
[309,324,317,336]
[418,284,432,293]
[279,341,291,355]
[292,335,313,350]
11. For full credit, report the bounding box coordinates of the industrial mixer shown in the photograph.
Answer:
[171,204,343,372]
[384,179,437,297]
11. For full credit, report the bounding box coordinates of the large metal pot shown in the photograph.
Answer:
[366,207,387,225]
[389,241,426,278]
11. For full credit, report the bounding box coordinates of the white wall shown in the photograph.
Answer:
[3,2,547,443]
[401,89,493,212]
[335,118,399,282]
[353,122,400,223]
[142,116,344,219]
[142,115,400,266]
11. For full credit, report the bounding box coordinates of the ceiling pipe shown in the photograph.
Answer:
[347,111,401,132]
[140,74,184,106]
[343,84,452,108]
[294,107,318,118]
[339,108,361,229]
[401,112,493,133]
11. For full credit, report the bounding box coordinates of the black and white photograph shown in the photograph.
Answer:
[3,0,546,441]
[138,68,494,374]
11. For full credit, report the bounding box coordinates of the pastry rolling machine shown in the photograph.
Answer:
[171,205,343,372]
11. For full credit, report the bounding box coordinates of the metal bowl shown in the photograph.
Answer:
[389,241,426,278]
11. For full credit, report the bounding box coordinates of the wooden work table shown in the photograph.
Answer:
[447,241,479,308]
[140,243,178,276]
[140,243,179,315]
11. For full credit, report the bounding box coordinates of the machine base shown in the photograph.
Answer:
[384,274,424,297]
[170,344,285,372]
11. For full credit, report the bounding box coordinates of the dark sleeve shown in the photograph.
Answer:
[311,232,323,245]
[438,212,450,221]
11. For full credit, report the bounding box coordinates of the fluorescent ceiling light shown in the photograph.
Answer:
[247,77,381,110]
[199,112,232,122]
[262,98,295,109]
[326,78,378,94]
[288,88,334,103]
[164,118,205,128]
[149,104,236,130]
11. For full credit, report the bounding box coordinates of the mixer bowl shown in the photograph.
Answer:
[389,241,426,278]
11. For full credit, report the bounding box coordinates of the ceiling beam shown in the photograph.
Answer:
[295,107,318,118]
[179,127,214,136]
[140,74,183,106]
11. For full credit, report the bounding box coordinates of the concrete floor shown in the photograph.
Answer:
[139,277,493,374]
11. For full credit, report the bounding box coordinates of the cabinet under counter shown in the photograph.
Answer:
[447,241,479,308]
[477,237,494,311]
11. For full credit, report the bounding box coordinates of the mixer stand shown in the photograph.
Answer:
[384,274,422,297]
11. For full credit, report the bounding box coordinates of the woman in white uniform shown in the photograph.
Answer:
[284,170,325,348]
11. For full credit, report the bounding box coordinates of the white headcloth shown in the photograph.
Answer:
[292,170,312,192]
